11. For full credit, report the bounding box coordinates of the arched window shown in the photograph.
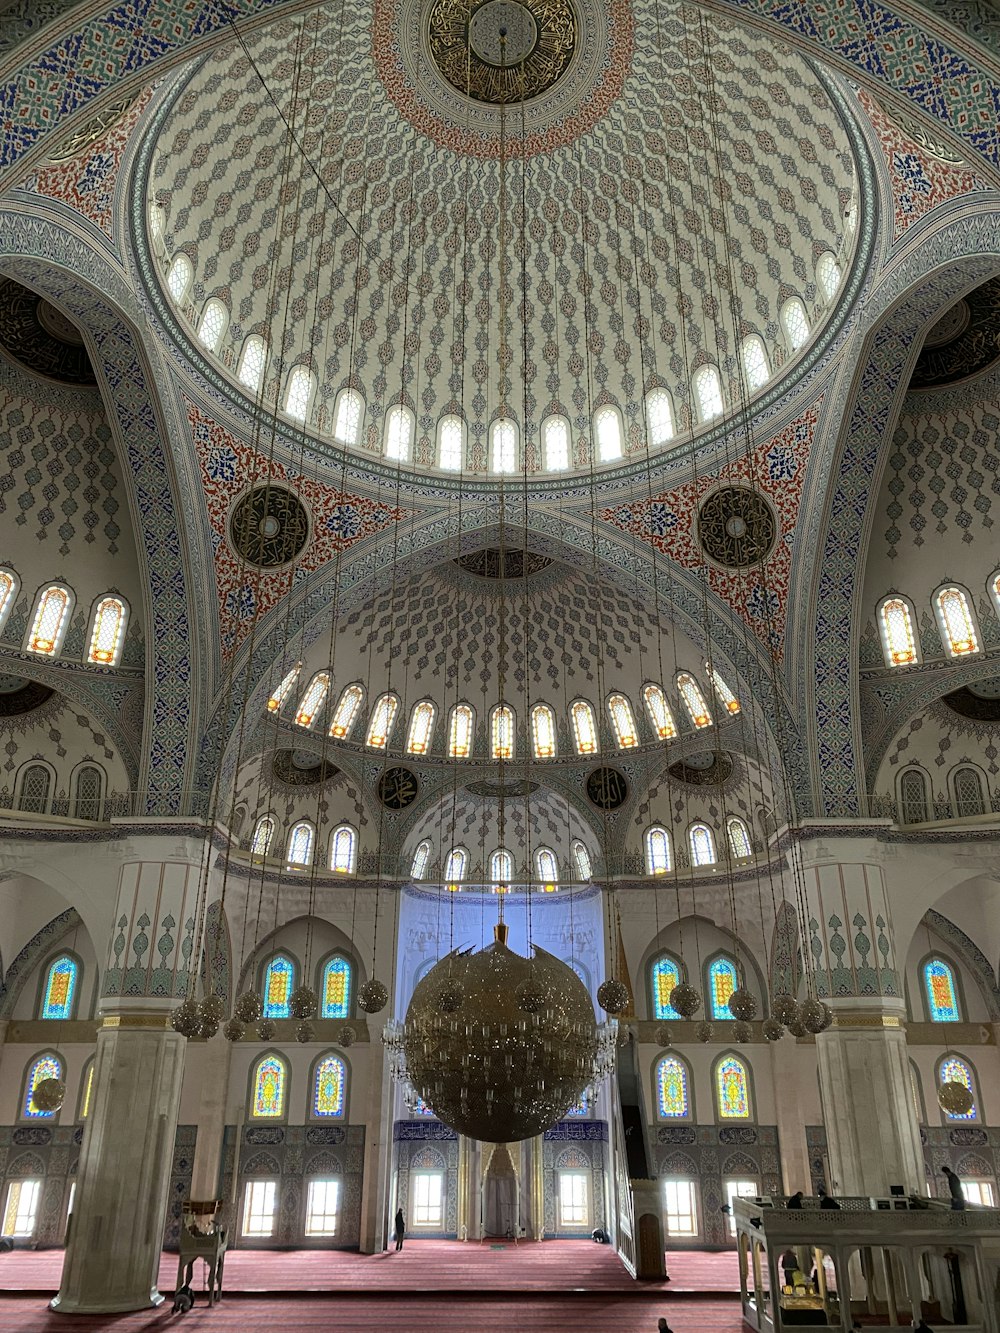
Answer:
[706,664,740,715]
[684,832,722,895]
[312,1053,346,1118]
[645,387,674,446]
[22,1053,62,1119]
[491,705,514,760]
[295,672,330,728]
[490,848,513,884]
[284,365,315,422]
[329,683,364,738]
[879,596,918,667]
[237,334,267,393]
[643,683,677,740]
[816,251,842,302]
[781,298,809,352]
[17,764,51,814]
[594,405,623,462]
[740,335,769,391]
[715,1054,751,1119]
[490,418,518,473]
[645,826,672,876]
[40,955,78,1020]
[535,847,558,886]
[953,766,986,818]
[406,700,436,755]
[437,415,464,471]
[73,764,103,821]
[935,585,979,657]
[726,817,752,860]
[677,673,712,728]
[542,415,570,471]
[166,252,192,302]
[899,768,929,824]
[990,570,1000,618]
[693,365,724,421]
[531,703,557,759]
[329,825,356,874]
[251,815,275,857]
[572,841,592,881]
[924,957,961,1022]
[448,703,475,759]
[607,693,638,749]
[656,1055,691,1118]
[149,202,165,242]
[87,595,127,665]
[267,662,301,713]
[570,700,599,755]
[0,567,18,630]
[251,1053,287,1119]
[320,956,352,1019]
[197,298,228,352]
[444,847,467,884]
[366,693,399,749]
[262,954,296,1018]
[384,404,414,462]
[938,1055,978,1121]
[707,955,738,1019]
[27,584,72,655]
[411,840,432,881]
[79,1060,95,1120]
[333,389,364,446]
[651,955,681,1020]
[287,821,315,866]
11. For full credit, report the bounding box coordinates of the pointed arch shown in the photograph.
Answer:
[267,662,301,714]
[677,673,712,728]
[197,297,228,352]
[310,1051,348,1119]
[644,387,674,445]
[237,333,267,393]
[535,847,558,886]
[936,1053,980,1122]
[21,1051,63,1121]
[594,404,623,462]
[714,1052,752,1120]
[319,954,352,1019]
[642,682,677,740]
[406,700,436,755]
[490,704,515,760]
[726,817,752,860]
[284,364,315,422]
[333,388,365,446]
[541,414,570,471]
[294,671,330,728]
[26,584,73,656]
[329,682,364,738]
[250,814,276,857]
[384,403,414,462]
[16,762,53,814]
[329,824,356,874]
[261,953,297,1019]
[87,594,128,665]
[437,413,465,471]
[655,1053,693,1120]
[448,703,475,758]
[645,825,672,876]
[286,819,315,866]
[934,584,979,657]
[72,763,104,821]
[38,952,80,1020]
[689,822,716,867]
[570,700,598,755]
[607,693,639,749]
[249,1051,288,1120]
[490,848,513,884]
[650,953,682,1020]
[366,692,399,749]
[572,840,592,881]
[411,839,432,881]
[921,954,962,1023]
[706,954,738,1019]
[898,766,930,824]
[878,595,918,666]
[531,703,557,759]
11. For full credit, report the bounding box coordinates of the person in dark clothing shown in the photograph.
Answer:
[787,1191,804,1209]
[394,1208,406,1250]
[913,1321,935,1332]
[820,1192,841,1209]
[780,1249,797,1287]
[657,1320,674,1333]
[941,1166,966,1210]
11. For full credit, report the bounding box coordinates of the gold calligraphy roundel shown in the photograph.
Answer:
[378,766,420,809]
[429,0,576,104]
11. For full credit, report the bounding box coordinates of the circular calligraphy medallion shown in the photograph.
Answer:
[586,766,628,810]
[229,486,309,568]
[430,0,573,104]
[0,278,95,385]
[697,487,776,569]
[379,766,420,809]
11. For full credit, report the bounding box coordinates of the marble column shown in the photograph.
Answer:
[53,854,202,1313]
[187,1038,233,1200]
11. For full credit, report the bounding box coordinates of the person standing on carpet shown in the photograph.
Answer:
[394,1208,406,1251]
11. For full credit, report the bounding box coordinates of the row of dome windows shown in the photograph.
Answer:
[267,663,740,757]
[10,762,106,821]
[160,238,841,471]
[878,579,1000,667]
[0,572,128,667]
[897,764,995,825]
[249,818,359,873]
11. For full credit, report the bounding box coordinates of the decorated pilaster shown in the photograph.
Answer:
[53,847,204,1314]
[801,843,923,1196]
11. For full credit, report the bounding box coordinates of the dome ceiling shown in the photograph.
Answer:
[144,0,857,478]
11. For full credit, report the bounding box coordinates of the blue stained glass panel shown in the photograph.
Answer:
[924,959,960,1022]
[708,957,738,1020]
[41,955,77,1020]
[652,957,681,1020]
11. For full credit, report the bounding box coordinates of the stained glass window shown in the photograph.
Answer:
[312,1055,346,1118]
[645,826,672,876]
[149,203,165,241]
[166,252,192,302]
[406,700,436,755]
[252,1054,287,1118]
[87,595,127,665]
[329,684,364,738]
[320,957,351,1019]
[285,365,315,422]
[727,818,752,860]
[267,663,301,713]
[438,415,464,471]
[23,1054,62,1119]
[645,388,674,445]
[295,672,329,728]
[572,841,592,881]
[690,823,716,867]
[237,335,267,393]
[28,585,71,655]
[198,298,228,351]
[263,955,295,1018]
[334,389,364,446]
[384,405,413,462]
[708,956,738,1019]
[935,586,979,657]
[716,1055,750,1119]
[531,704,557,759]
[924,958,960,1022]
[657,1056,690,1118]
[992,571,1000,618]
[491,705,515,760]
[643,683,677,740]
[652,956,681,1020]
[491,419,518,473]
[444,847,467,884]
[939,1056,977,1120]
[781,298,809,352]
[706,664,740,715]
[411,839,432,880]
[366,693,399,748]
[448,704,475,758]
[543,416,570,471]
[879,597,917,667]
[80,1062,94,1120]
[41,955,78,1020]
[287,820,314,866]
[741,336,769,391]
[816,251,842,302]
[594,406,623,462]
[693,365,723,421]
[677,673,712,728]
[73,765,103,821]
[536,847,558,886]
[490,849,513,883]
[608,694,638,748]
[251,815,275,857]
[571,700,599,755]
[330,825,355,874]
[0,568,17,629]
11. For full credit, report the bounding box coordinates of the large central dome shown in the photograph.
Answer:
[144,0,858,477]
